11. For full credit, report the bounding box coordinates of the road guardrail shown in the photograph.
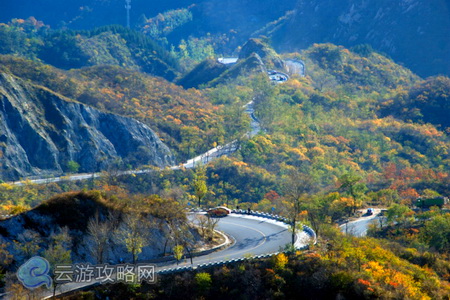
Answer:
[158,210,318,276]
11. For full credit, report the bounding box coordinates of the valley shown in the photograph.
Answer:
[0,2,449,299]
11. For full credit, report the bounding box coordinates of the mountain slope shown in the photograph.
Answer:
[0,22,178,80]
[380,76,450,130]
[2,1,448,77]
[268,0,450,77]
[0,72,173,181]
[0,55,231,161]
[0,191,197,263]
[300,43,420,92]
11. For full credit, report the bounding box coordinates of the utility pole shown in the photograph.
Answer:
[125,0,131,28]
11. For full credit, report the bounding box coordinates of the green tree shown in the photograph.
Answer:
[386,204,414,227]
[281,170,313,246]
[420,214,450,253]
[173,245,184,265]
[375,189,399,207]
[338,173,367,215]
[221,102,250,141]
[180,126,202,158]
[66,160,80,173]
[119,213,150,264]
[43,227,72,298]
[301,196,331,237]
[173,222,196,264]
[252,74,277,128]
[195,272,212,295]
[193,165,208,208]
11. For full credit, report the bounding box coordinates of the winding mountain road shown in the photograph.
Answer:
[8,101,262,185]
[40,213,309,298]
[1,78,315,298]
[6,58,299,186]
[201,214,307,260]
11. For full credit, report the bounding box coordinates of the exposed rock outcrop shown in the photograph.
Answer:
[239,38,285,70]
[0,73,173,181]
[0,191,201,264]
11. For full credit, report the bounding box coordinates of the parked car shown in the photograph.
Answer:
[207,206,231,217]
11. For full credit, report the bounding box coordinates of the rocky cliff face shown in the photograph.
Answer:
[0,73,174,181]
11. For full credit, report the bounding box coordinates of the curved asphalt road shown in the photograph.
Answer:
[341,217,379,237]
[39,214,304,298]
[194,214,293,262]
[340,209,383,237]
[172,213,298,267]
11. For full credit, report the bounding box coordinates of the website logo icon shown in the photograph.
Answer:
[17,256,52,289]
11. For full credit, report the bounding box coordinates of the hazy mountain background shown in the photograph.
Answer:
[1,0,448,77]
[267,0,450,77]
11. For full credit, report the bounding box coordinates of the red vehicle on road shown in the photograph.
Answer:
[207,206,231,217]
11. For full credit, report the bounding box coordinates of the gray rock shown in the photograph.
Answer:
[0,73,174,181]
[239,38,285,70]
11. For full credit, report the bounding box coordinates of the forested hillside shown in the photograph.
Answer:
[1,0,448,76]
[68,235,450,299]
[213,43,450,206]
[0,55,248,165]
[0,3,449,298]
[0,20,178,80]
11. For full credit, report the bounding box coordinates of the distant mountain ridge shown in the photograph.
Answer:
[1,0,448,77]
[266,0,450,77]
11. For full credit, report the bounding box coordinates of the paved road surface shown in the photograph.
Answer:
[204,214,293,260]
[39,214,306,298]
[284,59,305,77]
[340,208,383,237]
[217,57,238,65]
